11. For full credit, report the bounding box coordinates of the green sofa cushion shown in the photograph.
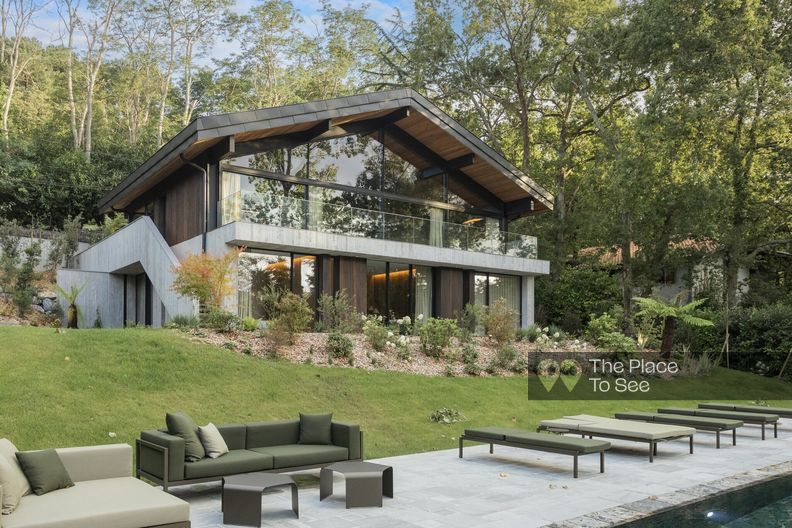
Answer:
[298,413,332,445]
[166,412,205,462]
[183,449,273,479]
[251,444,348,469]
[15,449,74,496]
[217,424,247,451]
[503,432,610,454]
[246,420,299,448]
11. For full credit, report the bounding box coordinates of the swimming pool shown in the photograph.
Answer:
[620,472,792,527]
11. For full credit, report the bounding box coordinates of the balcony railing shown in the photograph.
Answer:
[220,191,538,259]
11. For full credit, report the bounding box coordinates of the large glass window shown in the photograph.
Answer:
[388,262,411,319]
[292,255,317,311]
[237,250,317,319]
[414,266,432,321]
[366,261,432,321]
[308,135,382,188]
[473,272,521,324]
[367,260,387,317]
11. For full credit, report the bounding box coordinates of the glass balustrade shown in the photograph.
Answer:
[220,191,538,259]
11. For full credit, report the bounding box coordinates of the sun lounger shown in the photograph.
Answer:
[657,407,779,440]
[459,427,610,478]
[615,411,743,448]
[699,402,792,419]
[537,414,695,462]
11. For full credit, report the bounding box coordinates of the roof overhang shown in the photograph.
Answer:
[98,89,554,216]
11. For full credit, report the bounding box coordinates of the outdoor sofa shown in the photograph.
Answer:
[1,442,190,528]
[614,411,743,448]
[657,407,779,440]
[459,427,610,478]
[137,415,363,491]
[699,402,792,419]
[538,414,695,462]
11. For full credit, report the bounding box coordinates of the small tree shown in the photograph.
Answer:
[633,295,714,358]
[171,248,241,309]
[12,242,41,315]
[481,299,518,345]
[54,284,84,329]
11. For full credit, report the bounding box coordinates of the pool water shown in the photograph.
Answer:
[621,473,792,527]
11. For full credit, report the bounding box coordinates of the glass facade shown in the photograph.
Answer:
[366,260,432,321]
[237,250,317,319]
[473,272,521,323]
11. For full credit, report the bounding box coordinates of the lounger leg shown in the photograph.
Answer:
[600,451,605,474]
[775,423,778,438]
[716,430,720,449]
[459,437,463,458]
[490,443,494,454]
[573,456,578,479]
[689,435,694,454]
[649,441,654,463]
[762,423,766,440]
[733,429,737,446]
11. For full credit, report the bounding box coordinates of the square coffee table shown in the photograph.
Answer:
[320,461,393,508]
[221,472,298,527]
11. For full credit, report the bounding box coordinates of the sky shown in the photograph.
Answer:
[28,0,415,66]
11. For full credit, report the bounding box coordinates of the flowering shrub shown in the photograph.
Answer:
[418,318,459,358]
[363,315,389,351]
[172,248,241,309]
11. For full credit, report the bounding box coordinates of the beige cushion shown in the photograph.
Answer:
[198,423,229,459]
[0,439,31,514]
[562,415,695,440]
[1,477,189,528]
[55,444,131,482]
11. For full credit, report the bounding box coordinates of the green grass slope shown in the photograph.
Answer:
[0,327,790,458]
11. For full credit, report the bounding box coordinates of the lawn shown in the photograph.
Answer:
[1,327,790,459]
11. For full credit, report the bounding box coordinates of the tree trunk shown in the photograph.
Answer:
[552,129,568,277]
[67,304,79,329]
[660,316,676,359]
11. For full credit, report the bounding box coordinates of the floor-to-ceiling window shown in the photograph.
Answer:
[366,260,432,322]
[237,250,317,319]
[473,272,521,324]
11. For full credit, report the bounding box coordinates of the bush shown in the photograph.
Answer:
[495,344,517,369]
[511,354,530,373]
[169,314,199,328]
[461,343,480,375]
[201,308,240,332]
[536,268,621,332]
[516,324,541,342]
[482,299,518,345]
[584,312,637,354]
[363,315,389,351]
[241,316,259,332]
[560,359,580,376]
[172,248,241,309]
[429,407,466,424]
[268,293,313,345]
[326,331,353,360]
[11,242,41,316]
[317,290,361,333]
[456,303,483,342]
[418,318,459,358]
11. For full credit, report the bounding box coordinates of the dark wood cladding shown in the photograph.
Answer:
[164,169,204,246]
[336,256,367,313]
[432,267,465,319]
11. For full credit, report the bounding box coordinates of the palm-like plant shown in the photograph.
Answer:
[54,284,84,329]
[633,295,714,358]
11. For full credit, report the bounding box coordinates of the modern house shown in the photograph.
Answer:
[57,89,554,328]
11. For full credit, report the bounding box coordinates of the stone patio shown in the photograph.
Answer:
[177,422,792,528]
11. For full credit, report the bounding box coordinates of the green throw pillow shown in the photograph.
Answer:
[298,413,333,445]
[15,449,74,496]
[166,411,206,462]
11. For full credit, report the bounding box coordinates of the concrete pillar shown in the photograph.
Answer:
[521,275,535,328]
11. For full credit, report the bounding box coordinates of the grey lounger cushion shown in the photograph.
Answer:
[503,432,610,453]
[659,407,779,423]
[541,415,695,440]
[463,427,525,441]
[1,477,189,528]
[615,412,743,429]
[700,403,792,418]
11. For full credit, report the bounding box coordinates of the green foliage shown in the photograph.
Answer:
[633,296,715,329]
[536,269,621,333]
[326,331,353,360]
[241,316,259,332]
[585,313,637,354]
[461,343,480,376]
[317,290,361,333]
[560,359,580,376]
[456,303,483,342]
[200,308,240,332]
[11,242,41,316]
[92,308,103,329]
[429,407,465,424]
[481,299,518,345]
[495,344,517,369]
[516,324,541,342]
[169,314,199,328]
[418,318,459,358]
[363,315,389,352]
[268,292,313,345]
[82,213,129,244]
[172,249,240,309]
[47,215,82,273]
[254,283,283,322]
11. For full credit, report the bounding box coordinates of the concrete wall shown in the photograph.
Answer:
[56,269,124,328]
[0,236,90,273]
[521,275,535,327]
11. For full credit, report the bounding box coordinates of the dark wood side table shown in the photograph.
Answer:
[320,461,393,508]
[221,472,299,527]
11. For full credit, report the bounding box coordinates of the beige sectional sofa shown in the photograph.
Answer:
[1,443,190,528]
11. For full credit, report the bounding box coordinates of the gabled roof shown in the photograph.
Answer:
[98,89,554,216]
